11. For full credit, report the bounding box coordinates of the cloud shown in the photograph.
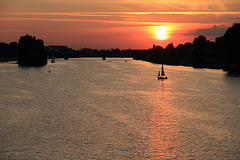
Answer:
[191,25,228,37]
[95,0,227,12]
[1,0,236,12]
[221,0,240,11]
[1,11,239,28]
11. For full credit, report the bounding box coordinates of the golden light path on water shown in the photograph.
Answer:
[146,80,178,159]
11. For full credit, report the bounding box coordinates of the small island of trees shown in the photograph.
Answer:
[18,35,47,66]
[0,34,47,66]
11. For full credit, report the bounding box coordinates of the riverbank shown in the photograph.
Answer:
[133,57,240,76]
[1,56,240,76]
[0,58,17,63]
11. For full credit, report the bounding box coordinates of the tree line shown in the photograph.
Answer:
[0,34,47,66]
[0,23,239,73]
[134,23,240,73]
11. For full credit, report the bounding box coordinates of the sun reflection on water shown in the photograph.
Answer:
[146,80,179,159]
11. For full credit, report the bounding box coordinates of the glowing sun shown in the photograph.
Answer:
[156,30,167,40]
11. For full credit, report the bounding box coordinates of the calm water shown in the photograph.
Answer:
[0,58,240,159]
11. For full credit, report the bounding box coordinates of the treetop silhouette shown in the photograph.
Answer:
[18,34,47,66]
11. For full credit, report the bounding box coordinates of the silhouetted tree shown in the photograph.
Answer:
[153,44,164,53]
[223,23,240,65]
[164,43,176,63]
[165,43,174,54]
[18,35,47,66]
[151,44,164,62]
[0,42,18,61]
[193,35,207,54]
[192,35,207,67]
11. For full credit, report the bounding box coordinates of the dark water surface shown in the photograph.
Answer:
[1,58,239,159]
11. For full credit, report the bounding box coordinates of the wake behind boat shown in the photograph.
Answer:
[157,63,168,79]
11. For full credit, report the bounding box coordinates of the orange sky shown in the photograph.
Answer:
[0,0,240,49]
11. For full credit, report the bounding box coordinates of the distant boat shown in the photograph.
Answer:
[51,57,55,63]
[157,63,168,79]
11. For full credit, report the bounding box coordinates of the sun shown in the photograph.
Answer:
[150,25,173,41]
[156,30,167,40]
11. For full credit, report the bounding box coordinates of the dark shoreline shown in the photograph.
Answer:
[2,57,240,76]
[0,58,17,63]
[133,57,240,76]
[1,23,240,72]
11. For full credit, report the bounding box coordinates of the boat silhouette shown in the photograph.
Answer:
[157,63,168,79]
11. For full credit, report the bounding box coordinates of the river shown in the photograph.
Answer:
[0,58,239,159]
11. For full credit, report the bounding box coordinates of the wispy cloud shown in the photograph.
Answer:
[1,11,239,32]
[95,0,227,12]
[190,25,228,36]
[1,11,240,22]
[1,0,239,12]
[0,0,239,49]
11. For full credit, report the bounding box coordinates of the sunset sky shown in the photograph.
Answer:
[1,0,240,49]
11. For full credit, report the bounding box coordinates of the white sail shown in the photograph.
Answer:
[158,70,160,77]
[161,63,165,76]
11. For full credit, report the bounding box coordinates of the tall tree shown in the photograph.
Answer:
[223,23,240,65]
[18,35,47,66]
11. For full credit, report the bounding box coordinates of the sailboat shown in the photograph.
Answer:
[157,63,168,79]
[51,57,55,63]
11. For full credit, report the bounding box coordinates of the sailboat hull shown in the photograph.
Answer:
[158,76,168,79]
